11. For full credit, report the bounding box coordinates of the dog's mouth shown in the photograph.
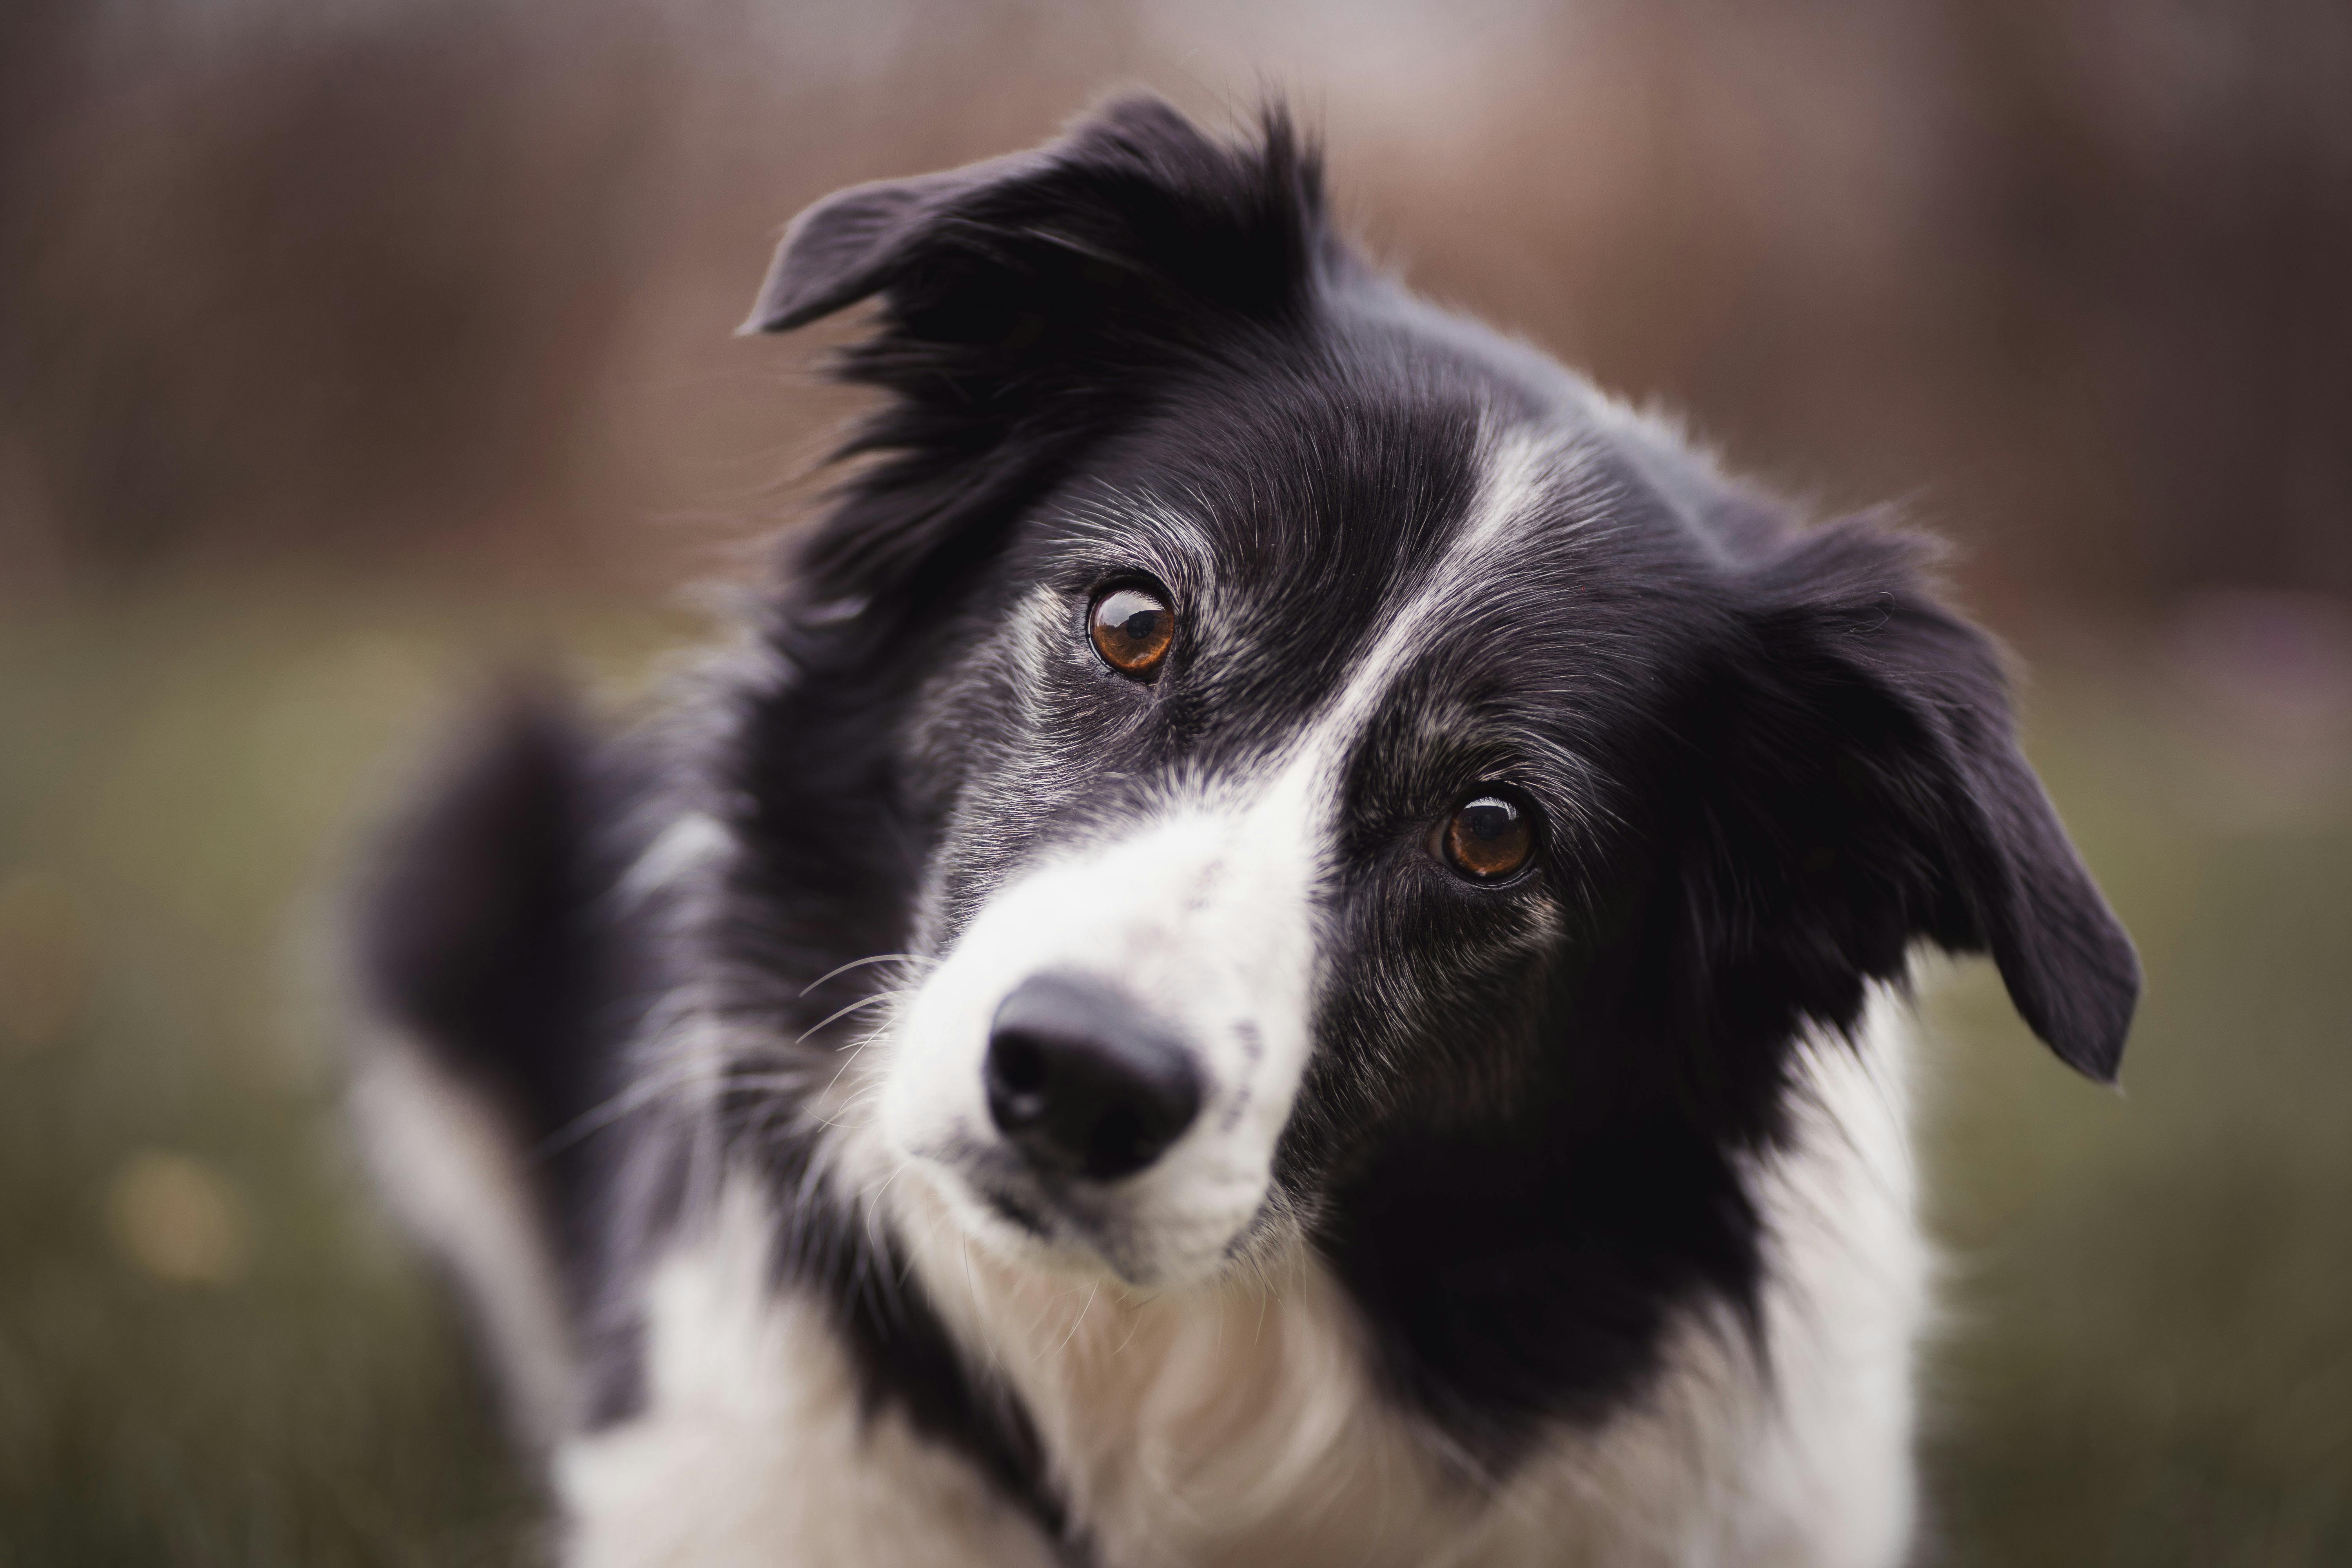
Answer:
[976,1177,1051,1239]
[901,1117,1277,1291]
[883,960,1257,1283]
[924,1147,1169,1285]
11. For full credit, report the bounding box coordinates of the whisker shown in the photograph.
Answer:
[797,952,933,998]
[814,1026,887,1107]
[791,991,899,1049]
[1050,1279,1103,1359]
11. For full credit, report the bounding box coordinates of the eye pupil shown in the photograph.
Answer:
[1090,585,1175,677]
[1442,793,1534,880]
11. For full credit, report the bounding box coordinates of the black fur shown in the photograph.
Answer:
[359,96,2139,1552]
[355,690,651,1311]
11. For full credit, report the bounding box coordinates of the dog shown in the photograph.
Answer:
[350,96,2139,1567]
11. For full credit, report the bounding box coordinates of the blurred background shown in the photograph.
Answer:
[2,0,2347,1562]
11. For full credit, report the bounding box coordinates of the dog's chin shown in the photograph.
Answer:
[901,1155,1252,1293]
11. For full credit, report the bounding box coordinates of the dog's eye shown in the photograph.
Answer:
[1440,791,1535,880]
[1089,584,1174,677]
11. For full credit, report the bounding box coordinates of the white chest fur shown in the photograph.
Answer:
[555,992,1924,1568]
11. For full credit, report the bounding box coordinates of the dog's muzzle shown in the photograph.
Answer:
[984,973,1203,1182]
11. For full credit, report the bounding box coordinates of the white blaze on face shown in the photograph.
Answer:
[881,757,1325,1285]
[876,426,1576,1287]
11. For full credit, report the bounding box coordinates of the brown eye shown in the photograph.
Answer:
[1441,792,1535,880]
[1089,584,1174,677]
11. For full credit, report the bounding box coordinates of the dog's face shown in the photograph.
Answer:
[744,99,2139,1296]
[884,375,1594,1286]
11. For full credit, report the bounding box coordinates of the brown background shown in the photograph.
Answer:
[7,0,2349,620]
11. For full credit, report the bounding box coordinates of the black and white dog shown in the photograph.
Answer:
[352,97,2138,1567]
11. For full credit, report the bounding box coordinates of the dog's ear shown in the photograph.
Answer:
[742,95,1333,608]
[740,147,1052,338]
[742,94,1321,337]
[1683,519,2139,1082]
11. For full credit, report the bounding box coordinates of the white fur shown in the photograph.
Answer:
[557,993,1922,1566]
[618,809,735,911]
[557,1182,1061,1568]
[349,1025,577,1447]
[882,783,1324,1287]
[903,990,1921,1568]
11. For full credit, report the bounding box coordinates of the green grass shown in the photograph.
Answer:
[1919,681,2352,1564]
[0,581,690,1567]
[2,579,2345,1564]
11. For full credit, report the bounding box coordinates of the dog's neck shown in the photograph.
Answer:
[885,1176,1478,1566]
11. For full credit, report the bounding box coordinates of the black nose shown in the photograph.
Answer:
[985,975,1202,1181]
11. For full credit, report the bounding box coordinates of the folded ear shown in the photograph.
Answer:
[1695,519,2139,1081]
[743,94,1322,336]
[741,147,1050,336]
[739,95,1335,609]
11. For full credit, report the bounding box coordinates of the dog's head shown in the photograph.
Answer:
[740,98,2138,1292]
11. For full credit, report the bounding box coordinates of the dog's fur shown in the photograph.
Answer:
[350,98,2138,1566]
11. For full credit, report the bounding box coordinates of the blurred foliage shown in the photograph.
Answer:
[2,581,2347,1563]
[3,0,2349,613]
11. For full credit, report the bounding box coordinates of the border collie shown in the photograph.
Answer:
[351,96,2139,1567]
